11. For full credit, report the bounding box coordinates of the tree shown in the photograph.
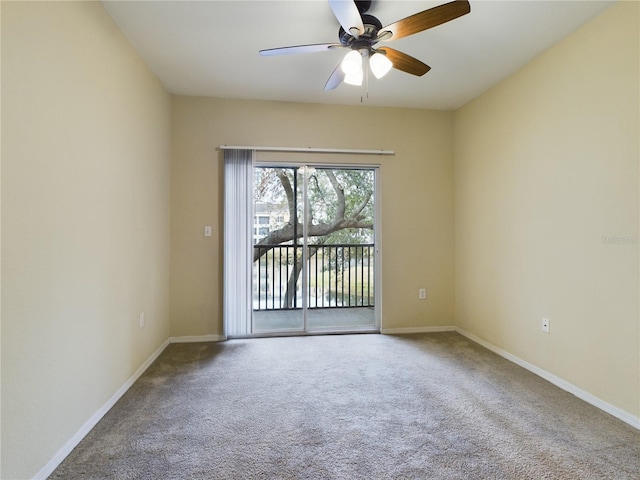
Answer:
[253,167,374,308]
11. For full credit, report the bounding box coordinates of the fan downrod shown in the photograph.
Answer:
[355,1,372,14]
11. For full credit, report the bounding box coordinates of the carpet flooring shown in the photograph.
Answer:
[49,332,639,479]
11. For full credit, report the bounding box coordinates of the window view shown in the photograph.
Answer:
[252,166,377,333]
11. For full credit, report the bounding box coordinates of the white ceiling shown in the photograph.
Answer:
[102,0,615,110]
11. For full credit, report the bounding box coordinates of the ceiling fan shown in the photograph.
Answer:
[259,0,471,90]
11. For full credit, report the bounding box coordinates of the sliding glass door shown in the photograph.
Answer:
[251,164,378,334]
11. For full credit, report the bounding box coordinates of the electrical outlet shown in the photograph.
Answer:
[139,312,145,328]
[419,288,427,300]
[542,317,550,334]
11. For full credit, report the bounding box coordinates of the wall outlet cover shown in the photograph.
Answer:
[542,317,550,333]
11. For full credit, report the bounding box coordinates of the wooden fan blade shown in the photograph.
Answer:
[377,47,431,76]
[379,0,470,41]
[329,0,364,37]
[324,62,345,90]
[259,44,343,56]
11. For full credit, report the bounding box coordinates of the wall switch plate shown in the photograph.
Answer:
[542,317,550,334]
[139,312,145,328]
[419,288,427,300]
[204,226,212,237]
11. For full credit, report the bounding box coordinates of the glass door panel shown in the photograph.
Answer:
[252,165,377,334]
[304,167,376,331]
[252,167,304,332]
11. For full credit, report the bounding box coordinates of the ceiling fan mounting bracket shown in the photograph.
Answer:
[355,0,372,14]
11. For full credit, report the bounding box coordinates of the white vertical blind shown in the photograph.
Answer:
[223,149,255,337]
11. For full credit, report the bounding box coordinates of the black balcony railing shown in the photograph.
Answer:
[253,244,374,311]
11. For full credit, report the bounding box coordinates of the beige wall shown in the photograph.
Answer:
[1,2,171,478]
[171,97,455,337]
[1,1,637,478]
[454,1,639,418]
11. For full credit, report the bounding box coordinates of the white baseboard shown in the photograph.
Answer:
[170,334,226,343]
[34,334,226,478]
[381,325,456,335]
[34,338,171,480]
[455,327,640,430]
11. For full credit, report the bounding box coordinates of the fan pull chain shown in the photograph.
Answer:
[362,53,370,104]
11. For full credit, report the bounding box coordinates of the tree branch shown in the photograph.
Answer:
[253,170,373,263]
[325,170,345,224]
[350,189,372,222]
[276,169,296,226]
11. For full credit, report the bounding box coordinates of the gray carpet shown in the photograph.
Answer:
[50,333,639,479]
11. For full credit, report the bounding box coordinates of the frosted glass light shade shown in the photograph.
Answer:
[344,69,363,86]
[370,52,392,79]
[341,50,362,75]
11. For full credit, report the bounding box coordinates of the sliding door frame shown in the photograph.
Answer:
[251,161,382,337]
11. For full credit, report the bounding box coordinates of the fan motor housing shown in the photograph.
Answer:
[338,14,382,46]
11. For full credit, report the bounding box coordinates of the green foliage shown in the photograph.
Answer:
[308,168,374,244]
[254,166,374,245]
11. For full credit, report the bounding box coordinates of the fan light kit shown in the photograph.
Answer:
[259,0,471,92]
